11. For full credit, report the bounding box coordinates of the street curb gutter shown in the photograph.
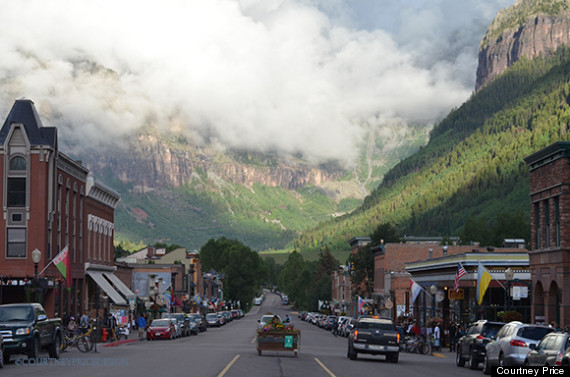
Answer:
[101,339,139,347]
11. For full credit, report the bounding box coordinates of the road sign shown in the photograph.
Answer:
[284,335,293,348]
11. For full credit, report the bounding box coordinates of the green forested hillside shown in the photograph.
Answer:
[295,46,570,254]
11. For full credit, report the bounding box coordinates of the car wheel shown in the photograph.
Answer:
[524,359,530,366]
[498,353,504,367]
[48,334,62,359]
[456,347,465,367]
[469,349,478,370]
[0,346,4,368]
[483,354,491,375]
[2,352,9,365]
[348,345,357,360]
[389,353,399,363]
[27,336,40,359]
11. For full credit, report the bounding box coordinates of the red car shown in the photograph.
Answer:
[147,319,176,340]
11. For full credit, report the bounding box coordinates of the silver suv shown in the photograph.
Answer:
[483,321,554,373]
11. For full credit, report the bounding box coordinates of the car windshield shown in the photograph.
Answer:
[0,306,34,321]
[518,326,554,340]
[481,324,503,338]
[151,320,171,327]
[206,314,218,319]
[260,316,274,324]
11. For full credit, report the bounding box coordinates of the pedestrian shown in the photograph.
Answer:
[433,323,441,352]
[284,314,291,324]
[68,316,78,333]
[332,319,339,337]
[80,312,89,328]
[136,313,147,340]
[448,322,457,352]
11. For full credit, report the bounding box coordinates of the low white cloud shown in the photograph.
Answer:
[0,0,513,164]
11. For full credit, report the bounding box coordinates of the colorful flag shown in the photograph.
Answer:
[357,296,365,314]
[53,245,71,289]
[477,262,493,305]
[193,294,202,305]
[454,263,467,292]
[410,279,422,303]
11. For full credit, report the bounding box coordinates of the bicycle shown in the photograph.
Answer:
[402,335,431,355]
[61,327,95,353]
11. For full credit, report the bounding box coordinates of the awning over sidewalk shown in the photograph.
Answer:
[86,270,127,306]
[102,271,135,300]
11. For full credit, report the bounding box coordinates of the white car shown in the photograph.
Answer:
[258,314,281,329]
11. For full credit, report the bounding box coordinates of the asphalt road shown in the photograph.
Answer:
[0,292,489,377]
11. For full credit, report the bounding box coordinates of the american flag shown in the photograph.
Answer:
[454,263,467,292]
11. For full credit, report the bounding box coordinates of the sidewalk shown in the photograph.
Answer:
[432,347,456,358]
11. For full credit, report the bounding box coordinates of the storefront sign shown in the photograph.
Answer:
[448,289,464,300]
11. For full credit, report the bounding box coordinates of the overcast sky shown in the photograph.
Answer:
[0,0,513,164]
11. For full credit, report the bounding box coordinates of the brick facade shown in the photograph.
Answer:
[525,142,570,327]
[0,99,120,318]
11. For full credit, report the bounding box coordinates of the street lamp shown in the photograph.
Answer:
[430,285,437,319]
[31,249,42,278]
[505,267,514,309]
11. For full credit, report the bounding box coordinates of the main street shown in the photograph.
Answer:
[1,292,486,377]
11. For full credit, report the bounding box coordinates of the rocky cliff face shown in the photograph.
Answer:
[87,133,344,193]
[476,4,570,91]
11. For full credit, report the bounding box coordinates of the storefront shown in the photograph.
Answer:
[405,252,530,336]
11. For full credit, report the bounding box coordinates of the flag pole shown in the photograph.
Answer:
[38,258,55,276]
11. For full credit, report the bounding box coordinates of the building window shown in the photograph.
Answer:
[554,196,560,247]
[544,199,550,248]
[9,156,26,171]
[7,178,26,206]
[7,228,26,257]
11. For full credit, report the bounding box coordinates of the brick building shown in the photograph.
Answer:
[0,99,130,318]
[525,141,570,327]
[373,243,524,324]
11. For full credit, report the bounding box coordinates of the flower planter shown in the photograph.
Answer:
[256,330,301,357]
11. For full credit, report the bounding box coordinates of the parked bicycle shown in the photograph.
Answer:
[402,335,431,355]
[61,322,97,353]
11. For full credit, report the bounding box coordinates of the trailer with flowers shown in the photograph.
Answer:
[256,315,300,356]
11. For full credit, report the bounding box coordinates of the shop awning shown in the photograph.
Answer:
[102,272,135,299]
[86,270,127,306]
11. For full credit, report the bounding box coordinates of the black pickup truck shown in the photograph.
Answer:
[347,316,400,363]
[0,303,63,362]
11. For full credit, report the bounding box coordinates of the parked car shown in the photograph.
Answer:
[323,316,337,330]
[483,321,554,373]
[147,319,176,340]
[342,318,356,337]
[456,320,504,369]
[188,313,207,332]
[347,316,400,363]
[163,313,190,337]
[0,303,63,362]
[0,333,4,368]
[525,332,570,367]
[167,317,182,338]
[206,313,221,327]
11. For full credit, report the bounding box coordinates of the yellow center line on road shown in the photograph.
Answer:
[217,354,240,377]
[314,357,337,377]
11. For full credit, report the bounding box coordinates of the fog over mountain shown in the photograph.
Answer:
[0,0,512,165]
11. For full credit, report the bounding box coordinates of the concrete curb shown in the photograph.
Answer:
[101,339,139,347]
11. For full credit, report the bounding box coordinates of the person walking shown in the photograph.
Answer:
[433,323,441,352]
[136,314,147,341]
